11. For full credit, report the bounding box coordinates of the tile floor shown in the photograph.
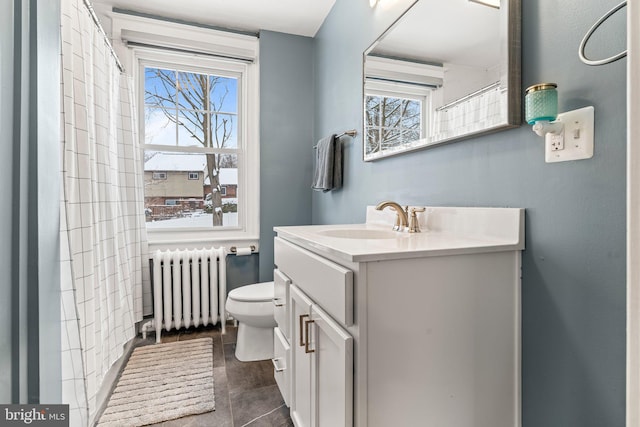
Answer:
[130,323,293,427]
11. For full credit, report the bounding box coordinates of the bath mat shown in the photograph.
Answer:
[97,338,215,426]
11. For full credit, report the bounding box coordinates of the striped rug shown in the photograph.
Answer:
[97,338,215,426]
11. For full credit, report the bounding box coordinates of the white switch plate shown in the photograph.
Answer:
[545,106,594,163]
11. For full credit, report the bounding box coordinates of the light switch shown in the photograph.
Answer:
[545,106,594,163]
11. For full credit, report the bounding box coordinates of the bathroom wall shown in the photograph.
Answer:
[1,0,62,403]
[313,0,627,426]
[258,30,315,281]
[0,0,14,403]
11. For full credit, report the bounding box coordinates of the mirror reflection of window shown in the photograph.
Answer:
[364,81,430,158]
[363,55,441,160]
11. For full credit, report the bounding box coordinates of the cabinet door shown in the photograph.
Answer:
[290,285,314,427]
[310,304,353,427]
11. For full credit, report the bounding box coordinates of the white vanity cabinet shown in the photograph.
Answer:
[273,206,525,427]
[274,237,354,427]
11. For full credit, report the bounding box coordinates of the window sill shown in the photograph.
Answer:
[146,228,259,253]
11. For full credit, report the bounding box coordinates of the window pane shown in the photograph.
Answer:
[177,110,206,147]
[211,113,238,149]
[210,76,238,113]
[177,71,207,111]
[365,128,380,156]
[144,151,239,229]
[381,128,403,149]
[405,129,421,142]
[204,153,239,228]
[365,96,381,126]
[401,100,421,129]
[145,67,176,108]
[145,107,176,146]
[382,97,403,126]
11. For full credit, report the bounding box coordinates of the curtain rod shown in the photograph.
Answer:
[365,76,440,89]
[436,81,502,111]
[125,41,254,64]
[82,0,124,72]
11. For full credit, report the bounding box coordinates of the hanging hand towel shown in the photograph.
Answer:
[312,134,337,192]
[331,134,343,191]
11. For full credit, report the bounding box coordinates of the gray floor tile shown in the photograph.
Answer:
[224,343,276,394]
[229,385,286,427]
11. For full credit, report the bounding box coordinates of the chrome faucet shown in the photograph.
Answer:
[375,201,409,231]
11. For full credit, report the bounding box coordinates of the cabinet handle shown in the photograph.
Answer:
[299,314,309,347]
[304,319,315,354]
[272,357,285,373]
[272,297,284,307]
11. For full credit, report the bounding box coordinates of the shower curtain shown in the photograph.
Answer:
[59,0,146,424]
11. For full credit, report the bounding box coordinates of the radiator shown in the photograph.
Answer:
[152,247,227,343]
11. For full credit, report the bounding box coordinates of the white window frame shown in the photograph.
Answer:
[133,45,259,247]
[188,172,199,180]
[152,171,167,180]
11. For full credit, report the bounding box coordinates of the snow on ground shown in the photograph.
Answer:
[146,212,238,229]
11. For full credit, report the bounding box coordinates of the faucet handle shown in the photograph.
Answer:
[408,207,426,233]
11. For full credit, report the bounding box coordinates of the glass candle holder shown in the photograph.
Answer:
[525,83,558,125]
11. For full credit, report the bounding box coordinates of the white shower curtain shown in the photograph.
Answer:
[59,0,146,425]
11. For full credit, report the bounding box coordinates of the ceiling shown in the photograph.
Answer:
[92,0,337,37]
[370,0,501,68]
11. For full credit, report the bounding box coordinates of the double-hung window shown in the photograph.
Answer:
[136,46,259,243]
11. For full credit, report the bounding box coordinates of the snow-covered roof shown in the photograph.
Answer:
[205,169,237,186]
[145,152,206,171]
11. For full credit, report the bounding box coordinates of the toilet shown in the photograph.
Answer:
[225,281,276,362]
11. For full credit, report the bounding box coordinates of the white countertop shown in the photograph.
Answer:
[274,206,525,263]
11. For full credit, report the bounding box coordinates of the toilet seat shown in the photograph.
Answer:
[227,281,273,303]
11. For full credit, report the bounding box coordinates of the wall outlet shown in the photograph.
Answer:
[545,106,594,163]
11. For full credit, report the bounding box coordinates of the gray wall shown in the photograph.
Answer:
[33,0,61,404]
[0,0,15,404]
[0,0,61,404]
[313,0,626,426]
[259,30,314,281]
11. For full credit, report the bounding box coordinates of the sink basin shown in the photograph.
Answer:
[317,228,401,239]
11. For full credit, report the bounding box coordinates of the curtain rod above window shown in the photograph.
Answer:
[83,0,124,72]
[125,41,255,64]
[436,81,503,111]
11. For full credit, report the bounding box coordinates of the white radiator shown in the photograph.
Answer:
[152,247,227,343]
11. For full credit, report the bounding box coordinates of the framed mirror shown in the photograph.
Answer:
[363,0,521,161]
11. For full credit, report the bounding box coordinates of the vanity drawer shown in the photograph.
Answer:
[273,326,290,407]
[273,269,291,339]
[274,237,353,326]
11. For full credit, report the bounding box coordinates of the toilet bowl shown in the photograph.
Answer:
[225,281,276,362]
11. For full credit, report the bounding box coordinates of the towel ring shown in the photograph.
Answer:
[578,0,627,66]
